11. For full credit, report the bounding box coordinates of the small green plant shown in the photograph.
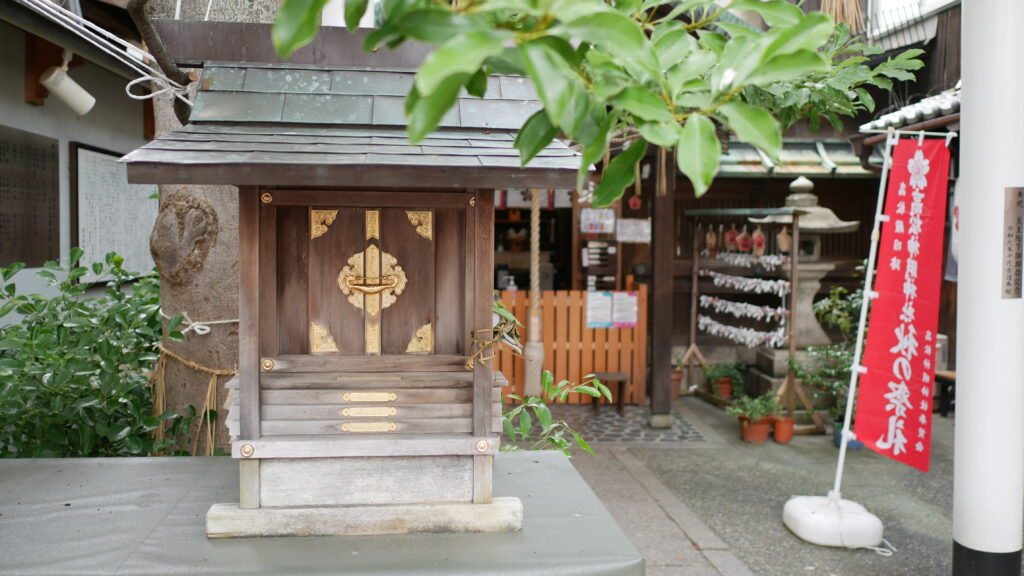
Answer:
[725,392,778,422]
[792,268,867,422]
[0,249,189,457]
[502,370,609,457]
[702,363,744,384]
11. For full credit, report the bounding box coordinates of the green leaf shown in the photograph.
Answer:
[415,31,504,97]
[718,101,781,161]
[123,435,143,454]
[745,50,828,86]
[855,88,875,113]
[514,110,559,166]
[569,428,594,455]
[520,40,584,130]
[667,51,717,97]
[69,247,84,266]
[613,87,674,123]
[717,22,759,39]
[406,73,467,143]
[466,70,488,98]
[696,30,726,55]
[519,410,532,437]
[637,121,682,148]
[3,262,25,282]
[558,12,657,72]
[503,416,517,441]
[763,12,834,60]
[676,113,720,197]
[728,0,803,27]
[344,0,369,30]
[653,29,697,70]
[272,0,330,58]
[593,140,647,208]
[535,404,553,432]
[394,10,481,45]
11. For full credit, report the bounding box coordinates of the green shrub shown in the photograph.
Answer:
[0,249,189,457]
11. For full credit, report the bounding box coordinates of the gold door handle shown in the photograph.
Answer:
[343,274,400,295]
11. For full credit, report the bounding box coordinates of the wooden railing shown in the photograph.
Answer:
[494,284,648,406]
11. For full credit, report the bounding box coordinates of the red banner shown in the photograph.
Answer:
[854,138,950,472]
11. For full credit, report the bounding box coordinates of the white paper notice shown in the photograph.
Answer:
[586,291,613,328]
[612,291,638,327]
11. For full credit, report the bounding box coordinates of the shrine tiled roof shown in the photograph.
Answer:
[122,63,582,189]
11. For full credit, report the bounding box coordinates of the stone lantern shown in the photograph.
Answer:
[751,176,859,348]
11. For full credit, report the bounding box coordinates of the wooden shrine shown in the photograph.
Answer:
[122,22,580,537]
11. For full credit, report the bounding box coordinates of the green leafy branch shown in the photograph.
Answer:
[273,0,922,204]
[502,370,610,456]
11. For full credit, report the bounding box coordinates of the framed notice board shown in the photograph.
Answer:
[0,125,59,267]
[70,143,159,281]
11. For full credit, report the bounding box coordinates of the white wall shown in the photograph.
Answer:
[0,21,147,306]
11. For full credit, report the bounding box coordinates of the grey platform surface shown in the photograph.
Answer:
[0,452,643,576]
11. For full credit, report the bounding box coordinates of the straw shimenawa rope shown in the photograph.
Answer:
[149,343,237,456]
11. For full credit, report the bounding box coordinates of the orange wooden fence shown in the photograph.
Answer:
[494,284,648,407]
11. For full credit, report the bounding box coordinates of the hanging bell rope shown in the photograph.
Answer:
[822,0,865,34]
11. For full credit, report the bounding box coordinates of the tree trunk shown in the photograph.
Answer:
[147,0,283,454]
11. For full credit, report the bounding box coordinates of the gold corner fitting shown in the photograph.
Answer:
[405,322,433,354]
[261,358,275,371]
[475,440,490,453]
[310,209,339,239]
[260,192,273,204]
[239,444,255,458]
[406,211,433,240]
[310,321,339,353]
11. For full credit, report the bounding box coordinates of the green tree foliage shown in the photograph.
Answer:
[0,250,190,457]
[272,0,922,204]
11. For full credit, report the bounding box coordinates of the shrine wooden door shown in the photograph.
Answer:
[249,189,496,441]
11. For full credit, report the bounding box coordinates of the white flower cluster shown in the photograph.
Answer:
[701,270,791,297]
[699,295,789,322]
[698,315,787,348]
[711,252,790,272]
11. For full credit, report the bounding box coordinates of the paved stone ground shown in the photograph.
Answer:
[561,395,977,575]
[548,405,706,443]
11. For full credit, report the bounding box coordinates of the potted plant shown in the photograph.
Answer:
[702,363,744,400]
[670,353,685,398]
[790,280,867,449]
[725,392,778,444]
[773,412,795,444]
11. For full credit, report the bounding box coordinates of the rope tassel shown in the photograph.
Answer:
[152,343,237,456]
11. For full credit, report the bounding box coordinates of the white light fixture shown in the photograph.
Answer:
[39,50,95,117]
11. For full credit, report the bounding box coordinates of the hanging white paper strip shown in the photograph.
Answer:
[703,251,790,272]
[701,270,791,297]
[698,295,789,322]
[698,314,787,348]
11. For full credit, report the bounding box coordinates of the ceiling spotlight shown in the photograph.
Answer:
[39,50,95,117]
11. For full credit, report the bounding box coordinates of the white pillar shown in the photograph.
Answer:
[953,3,1024,573]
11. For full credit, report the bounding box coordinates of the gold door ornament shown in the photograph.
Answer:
[405,322,433,354]
[310,209,338,239]
[310,321,339,353]
[337,245,407,316]
[406,211,433,240]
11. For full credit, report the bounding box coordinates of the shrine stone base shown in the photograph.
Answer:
[207,497,524,538]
